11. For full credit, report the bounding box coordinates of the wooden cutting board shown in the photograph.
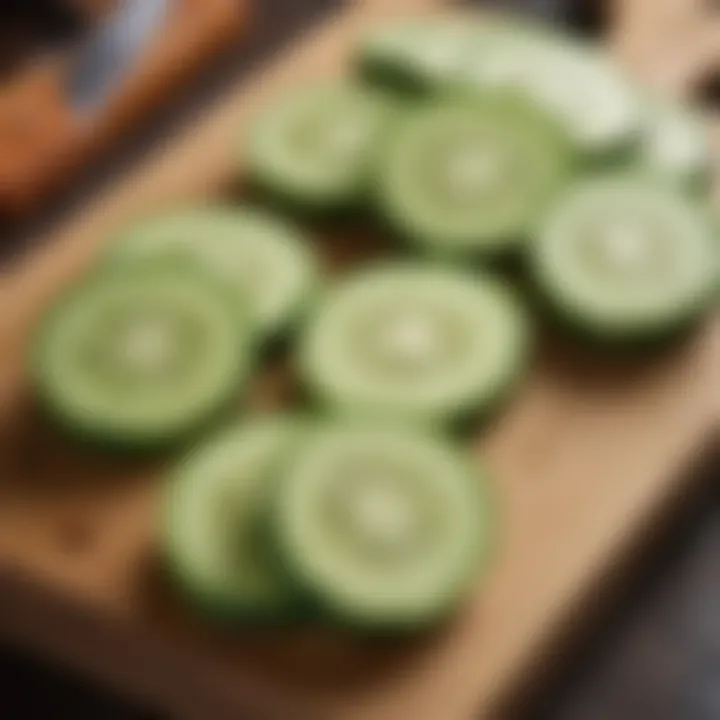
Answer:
[0,1,718,718]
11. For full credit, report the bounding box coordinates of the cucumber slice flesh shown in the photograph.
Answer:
[245,84,393,209]
[274,425,493,626]
[300,264,529,424]
[532,177,718,338]
[165,416,304,621]
[107,206,317,337]
[377,96,572,255]
[33,266,252,448]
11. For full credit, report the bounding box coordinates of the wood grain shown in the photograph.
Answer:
[0,1,718,719]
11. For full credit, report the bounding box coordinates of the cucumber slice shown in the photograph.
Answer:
[299,264,529,425]
[531,176,718,340]
[164,416,306,623]
[244,84,393,210]
[358,17,641,155]
[33,264,253,450]
[273,423,494,628]
[356,16,554,95]
[458,31,641,154]
[357,19,481,93]
[376,94,573,256]
[106,205,318,338]
[640,101,712,190]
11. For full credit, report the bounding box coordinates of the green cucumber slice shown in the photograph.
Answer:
[458,31,642,154]
[243,84,393,210]
[299,264,529,425]
[106,205,318,338]
[356,16,553,95]
[164,415,306,623]
[639,100,712,190]
[357,19,482,93]
[33,264,253,450]
[376,94,573,256]
[531,176,718,340]
[273,423,494,628]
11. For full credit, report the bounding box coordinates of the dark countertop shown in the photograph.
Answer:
[0,1,717,718]
[530,453,720,720]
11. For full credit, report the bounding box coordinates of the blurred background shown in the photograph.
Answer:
[0,1,717,718]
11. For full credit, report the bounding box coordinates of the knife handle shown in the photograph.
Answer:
[0,0,247,217]
[0,61,82,214]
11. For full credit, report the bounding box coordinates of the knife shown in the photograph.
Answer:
[69,0,169,116]
[0,0,245,215]
[0,0,169,213]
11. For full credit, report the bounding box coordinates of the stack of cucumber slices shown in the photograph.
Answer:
[30,14,717,632]
[165,416,494,628]
[32,204,320,451]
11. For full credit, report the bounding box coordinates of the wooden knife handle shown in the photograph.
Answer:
[0,62,81,213]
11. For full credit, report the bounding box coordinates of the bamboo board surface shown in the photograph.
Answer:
[0,1,718,718]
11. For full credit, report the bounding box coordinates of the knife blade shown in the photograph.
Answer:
[68,0,169,116]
